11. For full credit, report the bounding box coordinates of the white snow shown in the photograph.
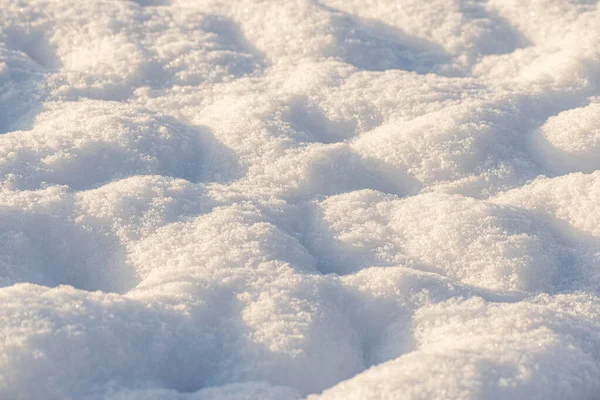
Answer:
[1,0,600,399]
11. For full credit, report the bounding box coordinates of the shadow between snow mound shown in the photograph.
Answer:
[316,3,452,73]
[334,16,452,73]
[199,14,268,77]
[0,22,64,134]
[130,0,171,6]
[458,1,531,57]
[283,95,384,144]
[2,26,62,71]
[0,47,48,134]
[245,143,421,202]
[0,207,136,294]
[285,97,359,144]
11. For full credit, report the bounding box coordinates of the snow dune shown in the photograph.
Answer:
[1,0,600,398]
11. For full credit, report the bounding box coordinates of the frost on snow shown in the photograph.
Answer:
[1,0,600,399]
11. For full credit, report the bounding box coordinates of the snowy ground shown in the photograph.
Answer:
[1,0,600,398]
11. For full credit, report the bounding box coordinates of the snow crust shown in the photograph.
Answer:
[1,0,600,398]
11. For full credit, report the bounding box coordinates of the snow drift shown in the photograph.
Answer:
[1,0,600,399]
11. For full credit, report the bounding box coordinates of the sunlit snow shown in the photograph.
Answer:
[1,0,600,399]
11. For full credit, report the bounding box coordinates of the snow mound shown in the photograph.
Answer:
[1,0,600,399]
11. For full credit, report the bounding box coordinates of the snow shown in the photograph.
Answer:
[1,0,600,399]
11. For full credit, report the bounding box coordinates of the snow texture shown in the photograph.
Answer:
[1,0,600,399]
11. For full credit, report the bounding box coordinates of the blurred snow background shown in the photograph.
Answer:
[1,0,600,398]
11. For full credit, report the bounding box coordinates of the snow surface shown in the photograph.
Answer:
[1,0,600,398]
